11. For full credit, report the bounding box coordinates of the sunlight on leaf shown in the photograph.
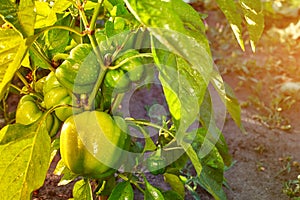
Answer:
[34,1,57,29]
[0,122,51,199]
[215,0,245,51]
[184,128,226,200]
[0,0,36,37]
[0,28,28,100]
[18,0,36,36]
[125,0,212,143]
[144,177,165,200]
[108,181,134,200]
[240,0,264,52]
[164,173,185,198]
[73,179,93,200]
[210,70,245,134]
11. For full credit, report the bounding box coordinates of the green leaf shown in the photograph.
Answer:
[166,152,188,171]
[125,0,212,142]
[0,0,19,29]
[180,141,202,176]
[106,0,124,6]
[54,159,78,186]
[150,49,207,176]
[96,176,116,196]
[124,0,182,31]
[85,1,97,11]
[162,190,183,200]
[53,158,66,176]
[108,181,134,200]
[198,158,227,200]
[125,0,212,78]
[135,124,158,153]
[154,50,208,140]
[215,0,245,51]
[170,0,210,54]
[110,4,130,17]
[0,28,28,101]
[163,173,185,198]
[144,177,165,200]
[199,90,232,166]
[0,0,35,37]
[34,1,57,29]
[198,146,227,200]
[28,46,50,70]
[0,122,51,199]
[73,179,93,200]
[184,128,226,200]
[51,0,72,13]
[171,0,206,33]
[58,168,78,186]
[45,14,71,56]
[18,0,36,36]
[210,70,245,134]
[240,0,264,52]
[33,0,71,29]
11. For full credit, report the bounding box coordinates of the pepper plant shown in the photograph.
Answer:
[0,0,264,199]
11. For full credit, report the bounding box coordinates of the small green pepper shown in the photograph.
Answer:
[104,69,131,93]
[15,94,61,137]
[55,44,99,94]
[43,72,80,121]
[15,95,43,125]
[146,146,166,175]
[115,49,144,82]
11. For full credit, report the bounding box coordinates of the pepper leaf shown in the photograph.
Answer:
[240,0,264,52]
[199,89,232,166]
[184,128,226,200]
[124,0,212,81]
[215,0,245,51]
[0,0,36,37]
[150,47,206,175]
[162,190,183,200]
[108,181,134,200]
[125,0,212,145]
[144,177,165,200]
[0,121,51,199]
[0,28,28,100]
[34,1,57,29]
[210,70,245,134]
[163,173,185,198]
[73,179,93,200]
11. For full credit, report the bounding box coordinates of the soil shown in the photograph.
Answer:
[3,3,300,200]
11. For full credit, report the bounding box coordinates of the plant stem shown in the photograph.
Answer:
[77,0,104,67]
[118,174,145,194]
[89,0,103,31]
[16,71,30,89]
[9,84,23,94]
[108,53,153,70]
[125,118,175,138]
[27,25,86,48]
[76,0,108,110]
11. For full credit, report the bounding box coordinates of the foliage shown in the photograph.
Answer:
[283,175,300,199]
[208,0,300,131]
[215,0,264,52]
[0,0,264,199]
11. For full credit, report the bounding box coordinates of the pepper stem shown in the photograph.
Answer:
[75,0,107,111]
